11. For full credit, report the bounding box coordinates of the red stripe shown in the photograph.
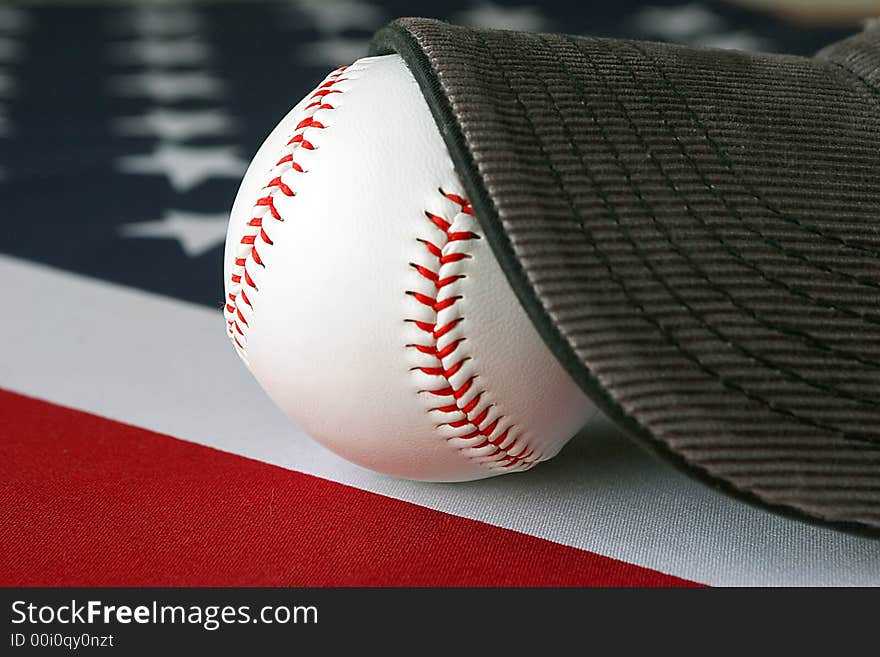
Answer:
[0,390,698,587]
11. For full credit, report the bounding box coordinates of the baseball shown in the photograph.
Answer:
[223,54,596,481]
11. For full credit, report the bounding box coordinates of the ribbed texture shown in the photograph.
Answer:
[373,19,880,532]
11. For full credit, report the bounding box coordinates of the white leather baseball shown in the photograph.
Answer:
[224,54,596,481]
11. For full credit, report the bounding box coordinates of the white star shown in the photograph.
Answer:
[0,73,15,98]
[109,7,202,36]
[454,2,546,32]
[110,38,211,66]
[113,108,236,141]
[0,8,31,34]
[290,0,385,33]
[303,37,370,66]
[111,71,225,102]
[632,4,724,40]
[119,210,229,257]
[693,30,767,52]
[117,143,247,192]
[0,38,21,62]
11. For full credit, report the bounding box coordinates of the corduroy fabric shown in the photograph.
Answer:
[371,19,880,534]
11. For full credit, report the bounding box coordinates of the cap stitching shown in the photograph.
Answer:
[631,40,880,263]
[516,32,880,442]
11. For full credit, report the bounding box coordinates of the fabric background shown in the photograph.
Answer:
[2,0,879,586]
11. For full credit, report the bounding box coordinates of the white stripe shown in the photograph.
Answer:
[3,254,878,585]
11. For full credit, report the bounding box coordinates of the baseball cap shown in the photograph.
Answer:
[370,18,880,535]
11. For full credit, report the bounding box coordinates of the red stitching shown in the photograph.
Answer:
[407,190,539,470]
[224,66,348,357]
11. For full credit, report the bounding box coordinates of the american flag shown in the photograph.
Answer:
[1,0,876,587]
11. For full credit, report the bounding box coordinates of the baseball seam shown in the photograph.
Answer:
[406,189,541,471]
[224,65,349,358]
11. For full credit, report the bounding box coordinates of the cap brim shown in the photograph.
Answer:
[371,18,880,535]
